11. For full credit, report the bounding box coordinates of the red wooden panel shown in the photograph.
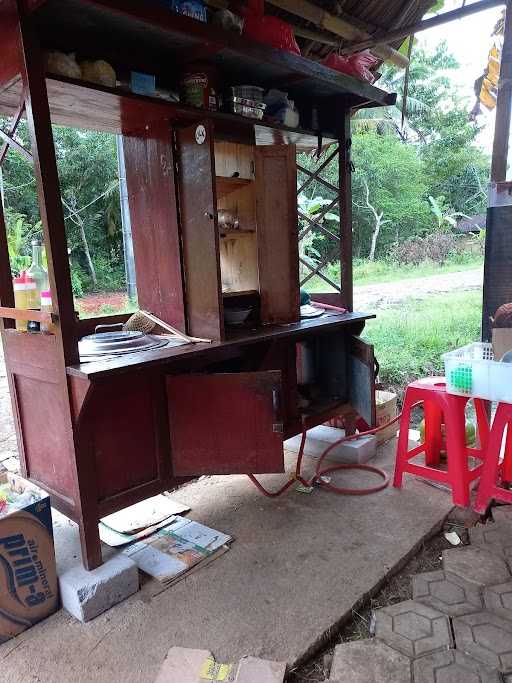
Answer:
[255,145,300,324]
[124,121,186,331]
[0,1,22,90]
[84,373,162,501]
[175,121,224,341]
[166,371,284,476]
[13,375,76,499]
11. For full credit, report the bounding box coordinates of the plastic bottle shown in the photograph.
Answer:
[40,290,57,335]
[27,239,48,298]
[13,272,38,331]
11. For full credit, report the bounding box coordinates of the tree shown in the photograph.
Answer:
[1,122,124,294]
[354,179,391,260]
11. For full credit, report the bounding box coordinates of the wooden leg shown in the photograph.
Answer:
[344,412,357,437]
[78,516,103,571]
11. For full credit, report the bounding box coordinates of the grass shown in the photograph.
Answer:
[303,255,483,292]
[363,290,482,397]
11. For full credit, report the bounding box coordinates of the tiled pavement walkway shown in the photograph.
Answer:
[327,506,512,683]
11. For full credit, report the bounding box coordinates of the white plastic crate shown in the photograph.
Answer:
[442,342,512,403]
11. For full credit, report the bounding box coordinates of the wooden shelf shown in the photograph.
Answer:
[29,0,396,111]
[219,228,255,238]
[0,75,339,148]
[216,176,252,199]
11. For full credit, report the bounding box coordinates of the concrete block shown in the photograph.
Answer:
[412,569,483,617]
[155,647,214,683]
[443,546,511,587]
[330,639,411,683]
[375,599,453,658]
[413,650,502,683]
[284,426,376,464]
[452,610,512,673]
[53,509,139,622]
[235,656,286,682]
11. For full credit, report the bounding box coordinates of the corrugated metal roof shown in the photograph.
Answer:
[266,0,437,59]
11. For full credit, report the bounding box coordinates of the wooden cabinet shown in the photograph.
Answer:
[175,122,299,341]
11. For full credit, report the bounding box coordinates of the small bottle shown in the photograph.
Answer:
[13,272,38,332]
[27,239,48,298]
[40,290,57,334]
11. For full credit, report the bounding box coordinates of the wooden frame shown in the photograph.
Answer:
[0,0,387,569]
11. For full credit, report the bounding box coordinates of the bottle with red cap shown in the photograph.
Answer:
[13,272,38,332]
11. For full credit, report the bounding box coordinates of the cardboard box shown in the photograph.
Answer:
[492,328,512,361]
[0,474,59,642]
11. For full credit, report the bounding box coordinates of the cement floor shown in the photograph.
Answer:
[0,441,453,683]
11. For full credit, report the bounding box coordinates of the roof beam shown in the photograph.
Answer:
[342,0,505,54]
[264,0,409,67]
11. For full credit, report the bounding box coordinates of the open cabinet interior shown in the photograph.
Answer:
[175,122,300,342]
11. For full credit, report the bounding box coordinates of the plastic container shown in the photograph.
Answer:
[40,290,57,335]
[180,64,220,110]
[13,272,38,332]
[443,342,512,403]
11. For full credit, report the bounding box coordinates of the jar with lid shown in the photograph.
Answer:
[180,63,221,111]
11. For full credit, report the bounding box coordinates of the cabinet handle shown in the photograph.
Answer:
[272,387,284,434]
[204,211,214,220]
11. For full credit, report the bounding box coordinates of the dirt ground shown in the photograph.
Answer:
[354,266,483,310]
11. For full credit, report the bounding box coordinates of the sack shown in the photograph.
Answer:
[241,0,300,55]
[323,50,379,84]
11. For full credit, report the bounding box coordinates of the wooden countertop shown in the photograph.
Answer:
[66,311,374,380]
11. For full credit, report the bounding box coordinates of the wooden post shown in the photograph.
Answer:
[339,110,354,312]
[16,6,79,365]
[491,0,512,182]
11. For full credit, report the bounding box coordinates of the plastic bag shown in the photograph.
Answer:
[80,60,117,87]
[323,50,379,84]
[241,0,300,55]
[46,51,81,79]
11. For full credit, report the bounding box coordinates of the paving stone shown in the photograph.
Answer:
[235,656,286,682]
[329,639,411,683]
[413,649,502,683]
[413,569,483,617]
[484,582,512,621]
[470,523,512,562]
[492,506,512,525]
[375,599,453,658]
[453,610,512,673]
[443,546,511,587]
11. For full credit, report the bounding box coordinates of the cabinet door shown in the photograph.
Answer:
[348,336,377,427]
[175,121,224,341]
[166,371,284,476]
[255,145,300,324]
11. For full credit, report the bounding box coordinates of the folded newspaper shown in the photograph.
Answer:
[119,516,232,585]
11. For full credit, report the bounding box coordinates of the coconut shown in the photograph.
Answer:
[493,303,512,328]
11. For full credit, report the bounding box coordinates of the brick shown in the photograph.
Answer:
[413,649,502,683]
[330,639,411,683]
[443,547,511,587]
[375,599,453,658]
[453,610,512,673]
[413,569,483,617]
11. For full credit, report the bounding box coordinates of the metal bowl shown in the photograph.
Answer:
[224,307,253,325]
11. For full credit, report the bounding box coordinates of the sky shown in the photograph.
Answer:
[412,0,503,151]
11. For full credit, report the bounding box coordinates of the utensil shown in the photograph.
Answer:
[224,307,252,325]
[124,310,211,343]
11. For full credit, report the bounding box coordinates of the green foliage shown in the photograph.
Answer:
[4,209,41,275]
[364,290,482,396]
[1,123,125,295]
